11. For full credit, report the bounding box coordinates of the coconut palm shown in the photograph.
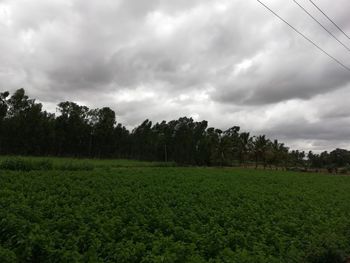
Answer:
[253,135,270,169]
[238,132,252,167]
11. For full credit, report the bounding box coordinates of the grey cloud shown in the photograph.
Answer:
[1,0,350,151]
[248,66,350,104]
[264,118,350,142]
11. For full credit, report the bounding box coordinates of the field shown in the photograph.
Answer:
[1,158,350,262]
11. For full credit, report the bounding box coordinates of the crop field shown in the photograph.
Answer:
[1,158,350,262]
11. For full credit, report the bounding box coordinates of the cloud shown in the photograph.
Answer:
[1,0,350,151]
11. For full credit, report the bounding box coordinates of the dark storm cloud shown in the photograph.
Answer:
[0,0,350,151]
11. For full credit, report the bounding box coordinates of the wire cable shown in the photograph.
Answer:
[308,0,350,41]
[256,0,350,72]
[293,0,350,52]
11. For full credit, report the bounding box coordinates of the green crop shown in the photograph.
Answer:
[0,164,350,262]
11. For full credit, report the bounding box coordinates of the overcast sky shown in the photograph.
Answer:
[1,0,350,152]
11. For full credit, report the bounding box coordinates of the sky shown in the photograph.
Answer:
[0,0,350,152]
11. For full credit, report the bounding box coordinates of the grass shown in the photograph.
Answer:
[0,157,350,262]
[0,156,176,171]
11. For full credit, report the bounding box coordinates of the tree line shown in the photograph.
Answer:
[0,89,349,171]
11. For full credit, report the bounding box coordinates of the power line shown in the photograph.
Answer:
[308,0,350,41]
[293,0,350,52]
[256,0,350,72]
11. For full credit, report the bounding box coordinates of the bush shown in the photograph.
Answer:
[0,158,33,171]
[306,247,346,263]
[344,165,350,174]
[33,159,53,170]
[339,168,348,174]
[0,246,16,263]
[153,162,177,167]
[0,158,94,171]
[286,167,307,172]
[0,158,53,171]
[56,161,94,171]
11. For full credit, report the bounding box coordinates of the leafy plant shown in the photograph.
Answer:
[56,161,94,171]
[0,166,350,262]
[0,158,53,171]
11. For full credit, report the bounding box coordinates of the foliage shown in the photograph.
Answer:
[0,246,16,263]
[0,156,176,170]
[56,161,95,171]
[0,165,350,262]
[0,158,53,171]
[0,89,349,172]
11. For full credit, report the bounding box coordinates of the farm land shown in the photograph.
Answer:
[0,157,350,262]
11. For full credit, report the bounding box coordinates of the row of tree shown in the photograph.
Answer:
[1,89,349,170]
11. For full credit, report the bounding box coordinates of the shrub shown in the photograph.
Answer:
[306,247,346,263]
[56,161,94,171]
[0,158,33,171]
[153,162,177,167]
[345,165,350,173]
[33,159,53,170]
[339,168,348,174]
[0,158,53,171]
[0,246,16,263]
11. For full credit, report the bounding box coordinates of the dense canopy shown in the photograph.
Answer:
[1,89,349,171]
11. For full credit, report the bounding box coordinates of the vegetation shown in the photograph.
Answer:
[0,156,176,172]
[0,161,350,262]
[1,90,348,262]
[1,89,350,171]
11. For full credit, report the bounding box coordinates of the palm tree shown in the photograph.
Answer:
[238,132,252,167]
[253,135,270,169]
[278,143,289,170]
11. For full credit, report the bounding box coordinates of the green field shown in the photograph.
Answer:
[1,158,350,262]
[0,156,176,169]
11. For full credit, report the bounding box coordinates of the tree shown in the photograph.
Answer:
[210,130,234,166]
[0,91,9,154]
[253,135,270,169]
[132,119,154,160]
[56,101,91,156]
[203,128,222,166]
[267,139,288,169]
[2,89,53,155]
[329,149,350,168]
[114,123,130,158]
[238,132,252,167]
[4,88,350,169]
[289,150,306,169]
[308,151,322,169]
[0,91,9,121]
[223,126,240,165]
[92,107,116,157]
